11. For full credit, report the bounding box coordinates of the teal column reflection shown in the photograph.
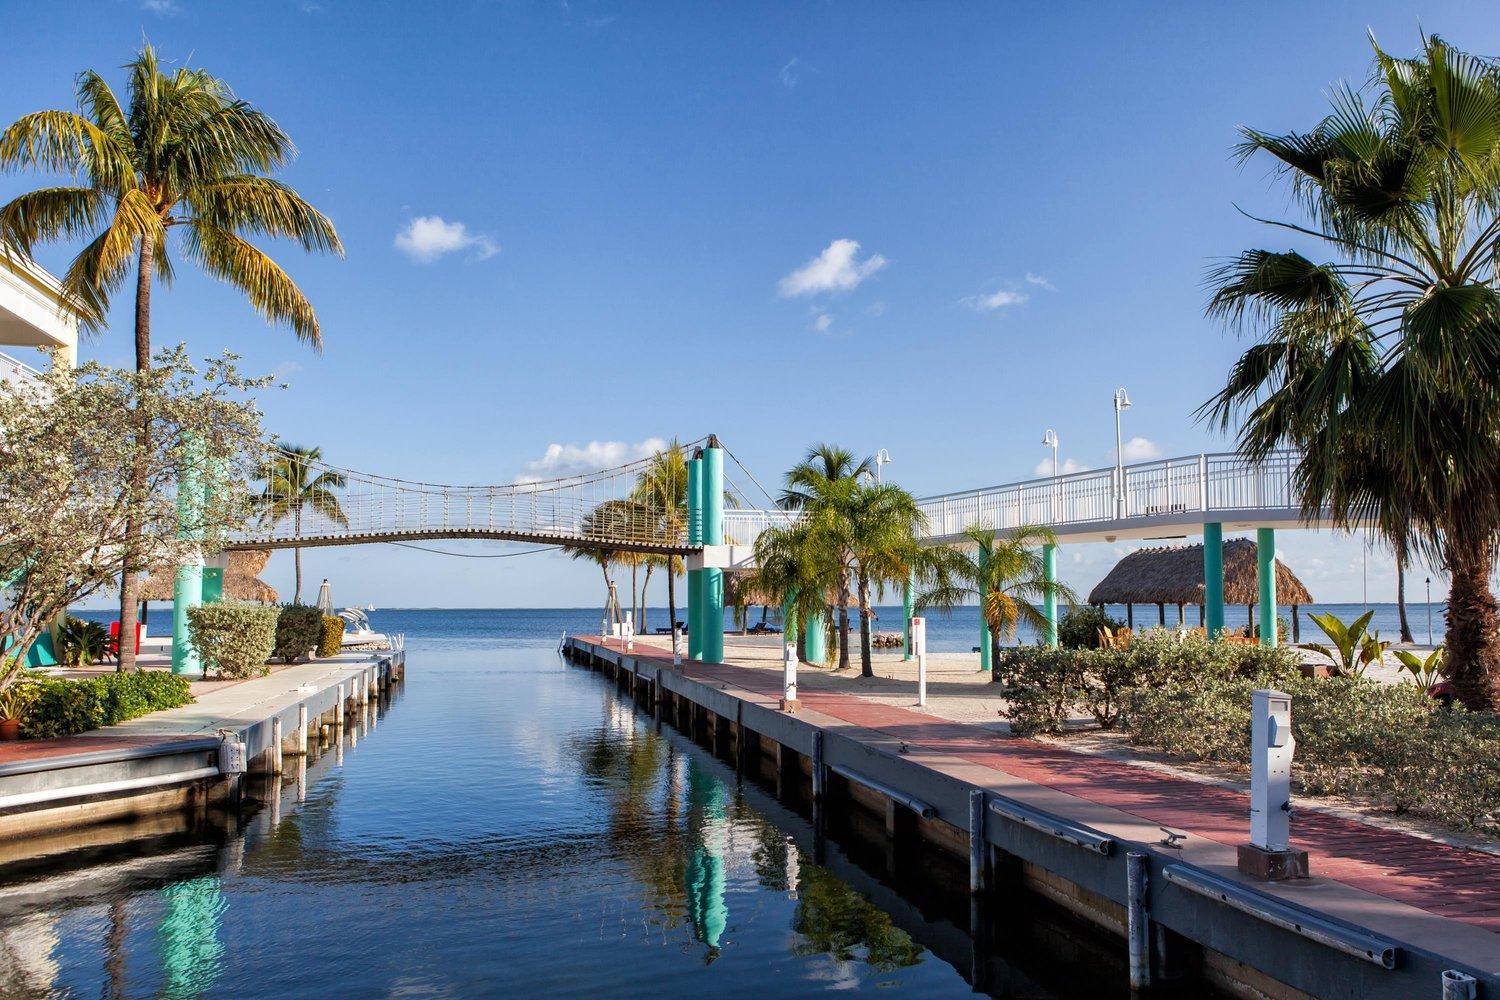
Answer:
[157,876,225,998]
[683,760,728,958]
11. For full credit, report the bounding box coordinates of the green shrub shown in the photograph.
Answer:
[188,602,279,678]
[21,672,193,739]
[317,615,345,659]
[272,604,323,663]
[57,616,109,666]
[1057,606,1124,649]
[1125,675,1500,835]
[996,629,1299,735]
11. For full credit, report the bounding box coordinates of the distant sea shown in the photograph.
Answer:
[75,601,1447,654]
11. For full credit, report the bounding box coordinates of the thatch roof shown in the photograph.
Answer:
[1087,538,1313,607]
[140,549,279,603]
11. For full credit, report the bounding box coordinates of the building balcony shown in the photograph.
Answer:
[0,249,77,370]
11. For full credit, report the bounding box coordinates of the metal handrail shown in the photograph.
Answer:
[0,349,43,387]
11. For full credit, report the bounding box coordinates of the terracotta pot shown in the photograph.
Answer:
[0,719,20,741]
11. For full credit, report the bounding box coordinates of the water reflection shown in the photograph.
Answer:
[157,877,226,998]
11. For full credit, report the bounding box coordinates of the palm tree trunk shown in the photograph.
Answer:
[640,562,653,633]
[1444,539,1500,712]
[667,558,678,648]
[858,571,874,678]
[1396,550,1414,644]
[116,238,154,673]
[837,569,852,671]
[631,561,638,631]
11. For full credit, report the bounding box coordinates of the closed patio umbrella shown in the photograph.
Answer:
[316,579,332,614]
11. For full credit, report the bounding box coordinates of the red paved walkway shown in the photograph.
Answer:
[594,638,1500,936]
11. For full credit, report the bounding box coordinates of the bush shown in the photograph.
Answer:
[1057,606,1124,649]
[273,604,323,663]
[21,672,193,739]
[996,629,1299,735]
[57,616,109,666]
[318,615,345,659]
[188,602,279,678]
[1125,675,1500,836]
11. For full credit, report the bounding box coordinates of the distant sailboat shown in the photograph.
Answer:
[365,603,376,611]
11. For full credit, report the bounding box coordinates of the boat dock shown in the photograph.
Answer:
[0,649,406,839]
[563,634,1498,1000]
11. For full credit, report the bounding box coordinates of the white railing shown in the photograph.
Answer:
[0,350,43,391]
[914,451,1300,539]
[722,508,800,550]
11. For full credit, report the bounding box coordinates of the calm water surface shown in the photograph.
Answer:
[3,611,1141,997]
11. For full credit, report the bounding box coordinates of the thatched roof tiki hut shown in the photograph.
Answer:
[138,549,279,628]
[1087,539,1314,640]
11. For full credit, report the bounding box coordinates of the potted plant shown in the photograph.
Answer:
[0,684,34,741]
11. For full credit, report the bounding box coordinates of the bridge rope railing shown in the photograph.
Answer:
[231,436,710,553]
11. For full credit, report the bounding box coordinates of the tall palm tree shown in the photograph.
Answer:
[918,526,1074,669]
[0,46,341,669]
[747,518,837,663]
[1202,35,1500,710]
[630,441,691,640]
[780,444,874,669]
[255,445,347,604]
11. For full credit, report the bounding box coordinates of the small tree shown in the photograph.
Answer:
[0,347,267,690]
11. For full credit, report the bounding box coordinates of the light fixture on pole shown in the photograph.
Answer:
[874,448,893,484]
[1042,429,1059,480]
[1112,388,1131,519]
[1426,576,1432,646]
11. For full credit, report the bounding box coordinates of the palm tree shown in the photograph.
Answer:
[1201,35,1500,710]
[747,518,837,663]
[918,525,1074,669]
[0,46,341,670]
[255,445,347,604]
[780,445,874,670]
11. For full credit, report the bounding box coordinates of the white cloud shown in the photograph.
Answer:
[394,216,500,263]
[1025,272,1055,290]
[1033,457,1089,476]
[964,289,1028,311]
[864,300,887,317]
[141,0,179,12]
[1114,436,1162,462]
[780,57,801,88]
[515,438,667,483]
[812,313,833,333]
[778,239,887,297]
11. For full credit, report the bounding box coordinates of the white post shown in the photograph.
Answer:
[912,616,928,707]
[781,641,798,712]
[672,625,682,666]
[624,611,635,651]
[1250,688,1293,851]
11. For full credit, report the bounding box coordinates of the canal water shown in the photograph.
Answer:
[2,611,1140,997]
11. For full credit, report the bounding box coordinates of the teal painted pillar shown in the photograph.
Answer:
[687,457,703,660]
[1204,522,1225,638]
[902,572,915,661]
[202,565,224,604]
[200,459,227,605]
[1043,543,1059,648]
[1257,527,1277,647]
[171,442,204,675]
[701,442,725,663]
[804,609,827,664]
[978,542,992,672]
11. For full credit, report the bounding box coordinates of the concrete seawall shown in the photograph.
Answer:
[565,635,1498,1000]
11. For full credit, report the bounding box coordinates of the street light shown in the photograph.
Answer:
[1042,429,1059,480]
[1112,388,1131,519]
[1426,576,1433,646]
[874,448,893,484]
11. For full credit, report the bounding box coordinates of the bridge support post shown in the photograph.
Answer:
[1257,527,1277,647]
[701,440,725,664]
[902,572,914,661]
[805,609,826,664]
[171,437,205,676]
[1043,542,1059,648]
[978,541,992,673]
[687,455,703,661]
[1204,522,1225,638]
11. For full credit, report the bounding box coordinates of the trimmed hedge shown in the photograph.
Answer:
[1127,675,1500,835]
[21,672,193,739]
[994,629,1300,735]
[188,602,280,678]
[318,615,345,659]
[1057,606,1124,649]
[273,605,323,663]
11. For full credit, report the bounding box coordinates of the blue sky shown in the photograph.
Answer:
[6,1,1489,609]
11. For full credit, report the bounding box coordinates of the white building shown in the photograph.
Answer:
[0,249,77,381]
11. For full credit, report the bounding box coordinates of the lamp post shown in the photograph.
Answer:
[874,448,892,484]
[1042,429,1059,479]
[1426,576,1432,646]
[1112,388,1131,519]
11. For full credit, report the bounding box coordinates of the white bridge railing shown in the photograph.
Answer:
[0,350,42,391]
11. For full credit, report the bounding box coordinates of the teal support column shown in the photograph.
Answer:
[1204,522,1225,638]
[687,457,703,660]
[200,458,226,605]
[805,609,827,664]
[978,543,992,672]
[902,572,915,661]
[171,442,204,675]
[202,565,224,604]
[701,442,725,663]
[1043,543,1059,648]
[1257,527,1277,647]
